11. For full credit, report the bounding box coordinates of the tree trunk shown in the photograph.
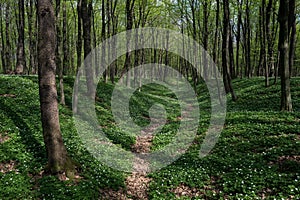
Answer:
[73,0,82,114]
[265,0,273,86]
[222,0,237,101]
[212,0,220,65]
[124,0,135,87]
[202,0,209,79]
[288,0,296,77]
[0,4,6,73]
[37,0,74,175]
[60,0,67,105]
[110,0,118,84]
[16,0,26,74]
[5,3,11,73]
[278,0,292,111]
[229,29,235,78]
[81,0,95,97]
[106,0,111,83]
[76,0,82,71]
[101,0,107,82]
[27,0,36,74]
[244,0,251,78]
[236,0,242,78]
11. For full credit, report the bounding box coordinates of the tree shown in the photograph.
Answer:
[55,0,65,105]
[265,0,273,86]
[5,3,11,73]
[77,0,82,71]
[244,0,252,78]
[15,0,26,74]
[278,0,292,111]
[81,0,95,97]
[288,0,296,77]
[37,0,74,175]
[124,0,135,87]
[222,0,237,101]
[235,0,242,78]
[60,0,67,105]
[27,0,37,74]
[0,3,6,73]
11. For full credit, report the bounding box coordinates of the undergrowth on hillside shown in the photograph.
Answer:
[0,76,299,199]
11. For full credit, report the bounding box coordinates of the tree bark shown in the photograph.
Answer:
[236,0,242,78]
[37,0,74,175]
[27,0,36,74]
[202,0,209,79]
[73,0,82,114]
[265,0,273,86]
[60,0,67,105]
[244,0,251,78]
[76,0,82,71]
[222,0,237,101]
[81,0,95,97]
[15,0,26,74]
[212,0,220,65]
[124,0,135,87]
[278,0,292,111]
[288,0,296,77]
[110,0,118,84]
[5,3,11,73]
[0,4,6,73]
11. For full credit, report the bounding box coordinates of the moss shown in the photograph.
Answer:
[44,156,77,180]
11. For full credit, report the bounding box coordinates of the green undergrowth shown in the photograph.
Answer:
[0,76,125,199]
[148,77,300,199]
[0,76,299,199]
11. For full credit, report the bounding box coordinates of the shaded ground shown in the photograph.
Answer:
[0,76,300,199]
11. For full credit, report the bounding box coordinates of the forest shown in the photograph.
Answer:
[0,0,300,199]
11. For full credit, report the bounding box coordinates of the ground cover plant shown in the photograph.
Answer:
[0,76,299,199]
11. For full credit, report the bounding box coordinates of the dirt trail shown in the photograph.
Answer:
[100,123,159,199]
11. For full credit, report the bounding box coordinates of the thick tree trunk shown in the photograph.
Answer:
[278,0,292,111]
[81,0,95,97]
[222,0,237,101]
[37,0,74,175]
[16,0,26,74]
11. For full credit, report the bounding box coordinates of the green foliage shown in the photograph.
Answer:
[0,76,125,199]
[0,76,299,199]
[148,77,300,199]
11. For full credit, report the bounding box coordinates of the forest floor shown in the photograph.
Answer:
[0,76,299,199]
